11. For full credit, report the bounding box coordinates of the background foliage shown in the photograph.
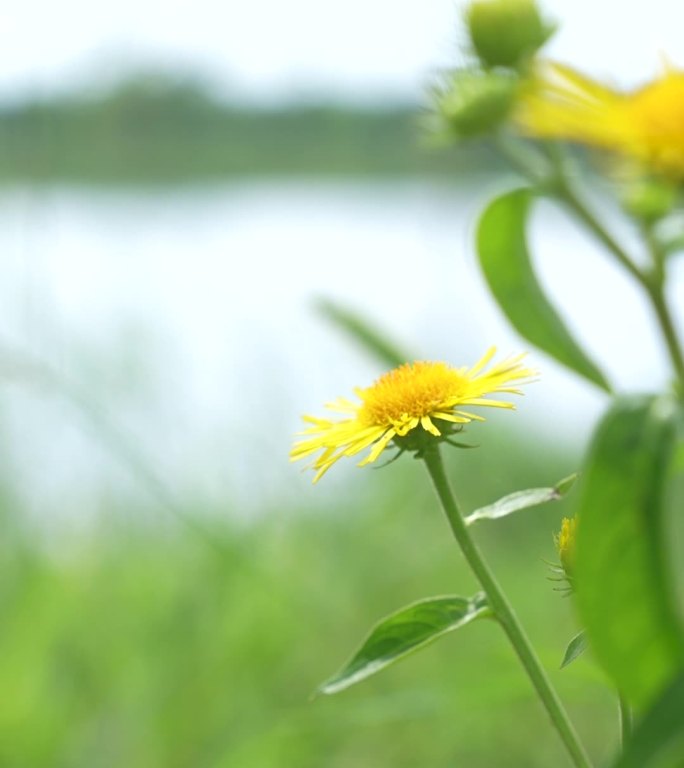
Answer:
[0,432,626,767]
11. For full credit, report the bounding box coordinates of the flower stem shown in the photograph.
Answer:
[551,176,643,284]
[551,176,684,393]
[496,136,684,394]
[422,445,592,768]
[642,275,684,397]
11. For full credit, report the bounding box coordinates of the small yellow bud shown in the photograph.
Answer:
[555,517,576,578]
[436,70,518,138]
[465,0,555,70]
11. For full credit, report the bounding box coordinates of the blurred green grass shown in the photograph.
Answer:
[0,428,621,767]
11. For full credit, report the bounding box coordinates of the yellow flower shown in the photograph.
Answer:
[555,516,576,578]
[291,348,535,482]
[516,62,684,177]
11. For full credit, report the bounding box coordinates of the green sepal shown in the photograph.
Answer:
[436,69,519,138]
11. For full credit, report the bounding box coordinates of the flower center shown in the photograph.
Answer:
[358,361,467,426]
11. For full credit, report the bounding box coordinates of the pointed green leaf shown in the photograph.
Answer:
[574,396,684,708]
[611,671,684,768]
[560,630,587,669]
[318,594,489,695]
[465,473,576,525]
[554,473,578,496]
[316,298,408,368]
[476,188,611,391]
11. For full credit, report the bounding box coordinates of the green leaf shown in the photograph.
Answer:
[316,298,408,368]
[318,594,490,695]
[476,188,611,392]
[554,473,578,496]
[673,440,684,475]
[560,630,587,669]
[465,473,576,525]
[574,396,684,709]
[611,671,684,768]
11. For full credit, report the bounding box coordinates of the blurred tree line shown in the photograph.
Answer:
[0,73,500,183]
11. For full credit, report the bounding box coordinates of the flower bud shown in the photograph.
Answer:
[436,70,518,138]
[555,516,576,579]
[465,0,555,70]
[621,178,676,224]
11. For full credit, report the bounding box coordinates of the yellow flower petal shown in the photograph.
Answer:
[517,61,684,177]
[420,415,442,436]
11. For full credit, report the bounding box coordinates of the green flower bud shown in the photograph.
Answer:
[436,70,518,138]
[465,0,555,70]
[621,178,676,224]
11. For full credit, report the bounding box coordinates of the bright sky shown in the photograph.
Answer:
[3,0,683,102]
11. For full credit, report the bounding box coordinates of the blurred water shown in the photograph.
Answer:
[0,181,681,522]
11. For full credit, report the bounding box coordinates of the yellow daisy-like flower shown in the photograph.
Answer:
[516,62,684,177]
[291,348,535,482]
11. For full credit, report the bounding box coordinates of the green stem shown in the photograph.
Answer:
[497,136,684,392]
[497,136,641,281]
[494,134,551,184]
[551,178,643,284]
[645,281,684,392]
[554,180,684,395]
[422,445,592,768]
[618,692,633,748]
[642,234,684,396]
